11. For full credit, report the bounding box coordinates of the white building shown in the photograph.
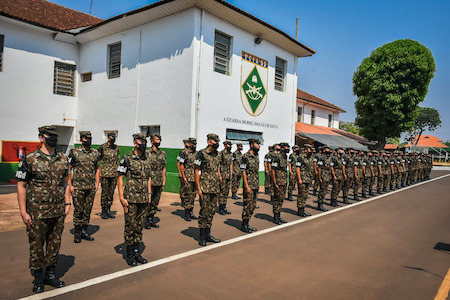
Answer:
[0,0,315,188]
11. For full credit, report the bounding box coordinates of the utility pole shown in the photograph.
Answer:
[295,18,298,40]
[89,0,93,15]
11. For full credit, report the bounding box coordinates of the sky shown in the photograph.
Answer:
[50,0,450,143]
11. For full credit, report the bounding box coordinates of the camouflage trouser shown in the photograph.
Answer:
[288,173,297,195]
[313,174,320,192]
[73,188,96,226]
[331,178,343,200]
[403,171,409,185]
[28,216,64,270]
[297,182,311,209]
[184,181,197,210]
[397,173,403,187]
[363,176,374,194]
[377,174,384,191]
[390,173,397,189]
[101,177,117,207]
[353,177,362,195]
[318,180,330,203]
[384,173,391,190]
[231,173,242,195]
[179,177,187,205]
[198,193,219,229]
[361,176,369,194]
[264,172,271,188]
[124,203,148,246]
[148,185,163,216]
[342,176,353,197]
[242,189,258,220]
[273,183,287,214]
[408,170,415,183]
[218,178,231,205]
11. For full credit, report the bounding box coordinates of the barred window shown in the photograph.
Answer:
[214,31,232,75]
[274,57,286,91]
[108,42,121,79]
[297,107,303,122]
[311,110,316,125]
[0,34,4,72]
[328,114,333,127]
[226,129,264,143]
[53,61,76,96]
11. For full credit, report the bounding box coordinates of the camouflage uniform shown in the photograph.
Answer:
[178,147,197,210]
[98,142,120,207]
[342,154,354,198]
[383,157,391,191]
[296,153,314,208]
[312,153,321,194]
[263,151,272,192]
[231,148,243,195]
[271,153,288,214]
[146,147,166,217]
[362,156,374,195]
[330,155,344,201]
[318,154,333,203]
[177,148,189,205]
[266,151,277,197]
[390,157,397,190]
[240,151,260,220]
[353,156,363,198]
[396,156,404,188]
[16,149,69,270]
[68,146,100,226]
[377,156,385,192]
[118,151,152,246]
[404,156,410,185]
[218,148,233,205]
[287,151,299,197]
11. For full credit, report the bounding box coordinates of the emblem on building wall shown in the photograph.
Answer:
[241,51,268,116]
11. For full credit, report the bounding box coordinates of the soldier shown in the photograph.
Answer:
[231,143,244,200]
[98,132,120,219]
[240,138,261,233]
[389,152,397,190]
[363,151,375,197]
[403,152,411,186]
[342,148,354,202]
[330,148,345,207]
[68,131,100,243]
[295,144,314,217]
[287,145,299,201]
[395,152,403,189]
[16,126,70,293]
[145,134,166,229]
[118,133,151,266]
[418,153,424,181]
[317,146,333,211]
[352,150,364,201]
[263,146,274,194]
[178,138,198,221]
[269,144,280,203]
[270,142,290,224]
[177,139,189,208]
[312,147,322,196]
[217,140,233,215]
[377,151,386,194]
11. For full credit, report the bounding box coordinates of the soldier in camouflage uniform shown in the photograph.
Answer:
[287,145,299,201]
[267,144,280,203]
[330,148,346,206]
[217,140,233,215]
[295,144,314,217]
[395,152,403,189]
[317,146,333,212]
[383,152,392,192]
[389,153,397,190]
[403,152,410,186]
[376,151,385,193]
[271,143,290,224]
[240,138,260,233]
[98,132,120,219]
[68,131,100,243]
[342,148,354,202]
[178,138,198,221]
[363,151,375,196]
[145,134,166,229]
[16,126,70,293]
[118,133,151,266]
[352,150,364,201]
[312,148,322,196]
[264,146,274,194]
[231,143,244,200]
[194,134,222,246]
[177,139,189,208]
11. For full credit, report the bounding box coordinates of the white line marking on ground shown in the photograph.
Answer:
[20,173,450,300]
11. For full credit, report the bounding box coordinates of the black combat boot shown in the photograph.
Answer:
[100,207,108,219]
[273,213,282,225]
[354,193,361,201]
[189,208,198,220]
[184,209,191,221]
[287,193,293,201]
[133,243,148,264]
[198,228,207,246]
[343,196,351,205]
[44,264,65,288]
[74,225,81,243]
[317,203,328,212]
[312,189,318,196]
[264,187,269,194]
[231,193,240,200]
[126,245,137,267]
[223,205,231,215]
[369,189,375,196]
[240,219,252,233]
[217,204,226,215]
[144,216,151,229]
[81,225,94,241]
[331,199,341,207]
[106,206,115,218]
[149,215,159,228]
[362,192,368,199]
[205,228,221,243]
[32,268,45,293]
[247,222,257,232]
[297,207,311,217]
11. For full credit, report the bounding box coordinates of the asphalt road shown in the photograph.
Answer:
[1,171,449,300]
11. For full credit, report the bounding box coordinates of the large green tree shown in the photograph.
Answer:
[353,39,436,149]
[405,107,441,145]
[339,121,362,136]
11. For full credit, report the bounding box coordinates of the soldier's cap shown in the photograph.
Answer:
[292,145,299,150]
[151,134,162,140]
[372,150,379,154]
[207,133,220,143]
[38,125,58,136]
[79,131,92,139]
[237,143,243,147]
[183,139,188,143]
[187,137,197,144]
[280,142,290,148]
[248,138,261,145]
[268,146,273,150]
[336,147,344,151]
[273,144,280,148]
[133,133,147,142]
[107,132,117,138]
[303,144,313,148]
[223,140,232,145]
[323,145,331,149]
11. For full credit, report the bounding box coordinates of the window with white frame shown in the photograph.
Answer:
[297,107,303,122]
[108,42,121,79]
[53,61,76,96]
[328,114,333,127]
[140,125,160,138]
[226,129,264,143]
[214,31,232,75]
[0,34,4,72]
[274,57,286,91]
[311,110,316,125]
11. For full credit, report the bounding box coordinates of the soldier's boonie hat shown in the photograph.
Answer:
[79,131,92,139]
[107,132,117,137]
[223,140,232,145]
[372,150,379,154]
[280,142,290,148]
[237,143,243,147]
[323,145,331,149]
[133,133,147,141]
[248,138,261,145]
[39,125,58,136]
[207,133,220,142]
[183,139,188,143]
[268,146,273,150]
[188,137,197,144]
[292,145,299,150]
[303,144,313,148]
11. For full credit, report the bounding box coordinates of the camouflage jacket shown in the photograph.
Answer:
[363,158,372,177]
[370,158,378,176]
[219,149,233,180]
[178,148,197,182]
[240,151,260,189]
[318,155,333,181]
[343,155,354,176]
[68,147,100,190]
[177,149,188,178]
[331,156,344,180]
[98,142,120,178]
[383,158,390,175]
[16,149,69,219]
[288,153,299,172]
[389,158,396,174]
[232,150,243,174]
[146,147,166,186]
[271,153,288,186]
[118,151,152,204]
[354,157,363,178]
[296,154,315,183]
[194,147,220,194]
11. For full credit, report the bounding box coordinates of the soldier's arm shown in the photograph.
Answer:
[162,165,166,188]
[331,166,337,181]
[193,153,203,198]
[241,157,251,194]
[362,164,366,177]
[63,175,71,216]
[353,165,358,181]
[68,150,75,196]
[117,175,128,213]
[296,163,302,185]
[343,164,347,179]
[318,166,323,182]
[288,160,294,176]
[16,157,31,230]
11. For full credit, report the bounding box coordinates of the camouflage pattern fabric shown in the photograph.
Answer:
[117,151,152,204]
[146,148,166,186]
[267,152,278,196]
[124,203,148,246]
[242,189,258,220]
[353,158,363,195]
[296,154,314,208]
[98,142,120,177]
[148,186,163,216]
[194,147,220,194]
[198,193,219,229]
[312,153,321,193]
[231,150,243,194]
[342,155,354,198]
[361,158,371,193]
[218,149,233,205]
[288,153,298,195]
[177,149,188,204]
[183,182,197,210]
[263,152,272,188]
[72,188,96,226]
[377,158,385,191]
[383,158,391,190]
[330,156,344,200]
[101,177,116,207]
[271,153,288,213]
[68,147,100,190]
[318,155,333,202]
[218,177,231,205]
[297,182,310,209]
[240,151,260,190]
[179,148,198,209]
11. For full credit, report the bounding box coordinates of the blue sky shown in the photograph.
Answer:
[50,0,450,142]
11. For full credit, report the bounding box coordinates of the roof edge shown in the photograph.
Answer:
[297,97,346,113]
[0,11,65,33]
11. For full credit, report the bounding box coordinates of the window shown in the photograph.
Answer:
[108,42,121,79]
[53,61,76,96]
[226,129,264,143]
[0,34,4,72]
[103,130,118,139]
[297,107,303,123]
[328,114,333,127]
[214,31,232,75]
[80,72,92,82]
[274,57,286,91]
[140,125,160,138]
[311,110,316,125]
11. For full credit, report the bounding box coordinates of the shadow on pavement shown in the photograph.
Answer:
[254,213,273,222]
[281,207,298,215]
[233,201,243,207]
[181,227,199,242]
[114,243,126,259]
[69,225,100,236]
[55,254,75,278]
[434,242,450,254]
[403,266,444,279]
[171,209,185,220]
[224,218,241,230]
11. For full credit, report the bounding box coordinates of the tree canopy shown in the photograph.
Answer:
[339,121,362,136]
[353,39,436,148]
[405,107,441,145]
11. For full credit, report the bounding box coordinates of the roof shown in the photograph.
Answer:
[295,123,374,146]
[404,135,448,148]
[384,144,399,150]
[0,0,102,31]
[297,89,345,113]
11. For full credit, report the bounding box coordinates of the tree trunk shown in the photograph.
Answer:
[376,138,386,150]
[414,130,424,146]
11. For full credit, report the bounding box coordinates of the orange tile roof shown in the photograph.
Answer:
[297,89,346,113]
[295,123,374,145]
[384,144,399,150]
[404,135,448,148]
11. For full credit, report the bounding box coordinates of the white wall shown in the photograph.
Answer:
[297,102,340,129]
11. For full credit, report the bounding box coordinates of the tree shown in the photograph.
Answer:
[405,107,441,145]
[339,121,362,136]
[353,39,436,149]
[386,137,400,144]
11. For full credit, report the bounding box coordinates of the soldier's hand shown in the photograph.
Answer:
[121,198,129,214]
[219,175,222,182]
[183,177,188,184]
[198,190,203,199]
[290,171,294,176]
[319,179,323,183]
[21,212,32,230]
[344,175,347,180]
[69,185,74,197]
[275,184,279,190]
[245,186,251,195]
[65,204,71,216]
[333,176,337,182]
[298,180,303,186]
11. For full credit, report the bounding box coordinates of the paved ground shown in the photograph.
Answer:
[1,171,449,299]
